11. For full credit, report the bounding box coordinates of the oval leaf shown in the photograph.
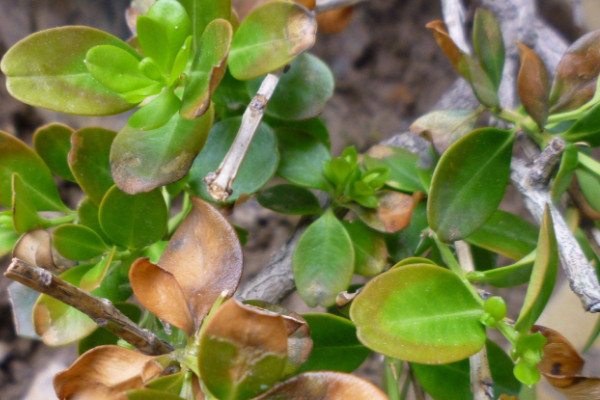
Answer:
[342,219,388,276]
[229,1,317,80]
[350,264,486,364]
[562,104,600,146]
[409,110,478,154]
[111,103,214,194]
[517,42,550,128]
[1,26,137,115]
[293,210,354,307]
[428,128,514,242]
[347,191,418,234]
[257,184,321,215]
[467,251,535,288]
[33,123,75,182]
[99,185,168,249]
[159,197,243,324]
[53,224,108,261]
[472,9,505,89]
[363,145,423,193]
[199,299,289,400]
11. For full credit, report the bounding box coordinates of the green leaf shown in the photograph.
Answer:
[0,130,66,211]
[465,210,538,260]
[412,340,520,400]
[428,128,514,242]
[0,224,19,257]
[77,197,111,244]
[112,104,214,194]
[576,167,600,213]
[85,44,159,99]
[127,389,184,400]
[275,127,331,191]
[145,371,185,394]
[52,224,108,261]
[99,185,168,249]
[472,9,505,90]
[297,313,371,374]
[1,26,137,115]
[350,264,486,364]
[247,53,334,120]
[462,54,500,108]
[562,103,600,146]
[266,116,330,149]
[228,1,317,80]
[68,127,116,205]
[177,0,231,49]
[293,210,354,307]
[189,117,279,201]
[127,87,181,130]
[181,18,233,119]
[33,123,75,182]
[137,0,191,76]
[385,202,430,261]
[517,42,550,128]
[7,282,41,339]
[12,173,46,234]
[363,146,423,193]
[342,219,388,276]
[515,207,558,332]
[467,251,535,288]
[552,143,579,202]
[257,184,321,215]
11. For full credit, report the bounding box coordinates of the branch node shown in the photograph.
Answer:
[528,137,566,188]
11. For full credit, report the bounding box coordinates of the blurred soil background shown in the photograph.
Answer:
[0,0,599,399]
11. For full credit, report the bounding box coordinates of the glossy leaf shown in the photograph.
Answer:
[7,282,41,339]
[266,116,330,148]
[293,210,354,307]
[1,26,137,115]
[412,340,520,400]
[178,0,231,48]
[466,210,538,260]
[562,103,600,146]
[181,18,233,119]
[199,299,288,400]
[517,42,550,128]
[258,184,321,215]
[473,9,505,89]
[342,219,387,276]
[159,197,243,323]
[0,223,19,257]
[12,173,45,234]
[385,202,430,261]
[77,197,111,244]
[127,389,184,400]
[229,1,317,80]
[144,371,185,395]
[350,264,486,364]
[99,185,168,249]
[69,127,116,205]
[0,130,66,211]
[549,30,600,112]
[247,53,334,120]
[410,110,478,154]
[127,87,181,130]
[347,191,418,234]
[33,123,75,181]
[297,313,370,374]
[189,117,278,201]
[52,224,108,261]
[515,207,558,332]
[111,103,214,194]
[54,345,163,399]
[363,145,423,193]
[428,128,514,242]
[575,168,600,214]
[467,251,535,288]
[275,127,331,191]
[254,371,389,400]
[130,258,193,335]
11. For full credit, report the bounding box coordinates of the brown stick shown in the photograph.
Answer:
[4,258,173,355]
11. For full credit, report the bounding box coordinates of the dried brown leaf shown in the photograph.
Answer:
[159,197,243,325]
[54,345,163,400]
[348,191,420,233]
[253,371,389,399]
[12,229,59,272]
[426,20,465,77]
[317,7,354,34]
[517,42,550,128]
[129,258,194,335]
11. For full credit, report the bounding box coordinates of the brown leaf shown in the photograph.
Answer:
[533,325,600,399]
[159,197,243,325]
[317,7,354,34]
[54,345,163,400]
[349,191,420,233]
[233,0,316,20]
[550,30,600,113]
[12,229,60,273]
[129,258,194,335]
[498,396,519,400]
[517,42,550,128]
[426,20,466,77]
[253,371,389,400]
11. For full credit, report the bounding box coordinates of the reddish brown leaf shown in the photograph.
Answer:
[550,31,600,113]
[349,191,420,233]
[317,7,354,34]
[54,345,163,400]
[426,20,465,77]
[159,197,243,325]
[253,371,389,399]
[129,258,194,335]
[517,42,550,128]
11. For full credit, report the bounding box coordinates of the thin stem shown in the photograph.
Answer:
[497,321,518,344]
[495,108,544,142]
[4,258,173,355]
[547,100,595,125]
[41,213,75,228]
[383,357,402,400]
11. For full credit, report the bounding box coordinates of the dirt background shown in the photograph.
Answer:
[0,0,596,399]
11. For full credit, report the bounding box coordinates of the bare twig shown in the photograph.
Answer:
[204,70,282,201]
[4,258,174,355]
[314,0,366,13]
[441,0,470,53]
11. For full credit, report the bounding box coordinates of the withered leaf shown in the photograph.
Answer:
[129,258,194,335]
[426,20,465,77]
[317,7,354,34]
[517,42,550,128]
[348,191,420,233]
[159,197,243,325]
[12,229,59,272]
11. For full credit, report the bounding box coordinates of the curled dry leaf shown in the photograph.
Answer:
[426,20,465,77]
[12,229,59,272]
[517,42,550,128]
[129,258,194,335]
[533,325,600,399]
[253,371,389,400]
[54,345,163,400]
[159,197,243,325]
[199,299,289,400]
